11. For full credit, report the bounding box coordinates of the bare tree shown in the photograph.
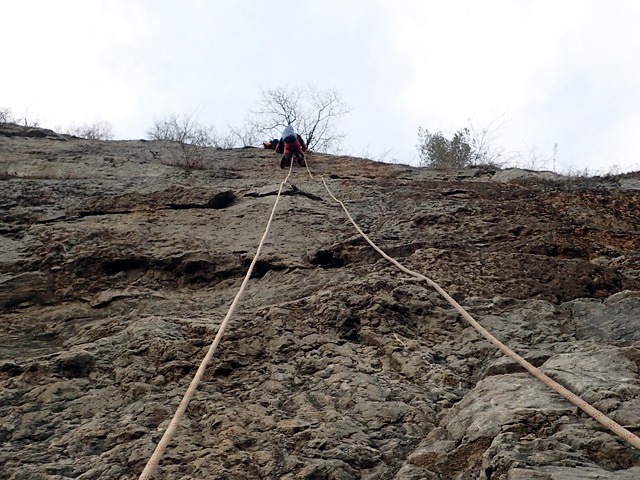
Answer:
[147,113,218,169]
[228,122,259,148]
[212,131,238,149]
[66,121,114,140]
[0,107,11,124]
[147,113,216,146]
[0,107,40,127]
[253,88,304,127]
[514,144,551,171]
[467,115,511,167]
[251,86,349,152]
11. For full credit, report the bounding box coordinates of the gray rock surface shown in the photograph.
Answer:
[1,125,640,478]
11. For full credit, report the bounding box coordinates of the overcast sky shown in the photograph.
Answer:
[3,1,640,173]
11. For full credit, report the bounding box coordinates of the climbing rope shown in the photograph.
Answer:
[138,160,296,479]
[304,157,640,451]
[141,153,640,479]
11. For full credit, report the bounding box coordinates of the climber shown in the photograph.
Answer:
[274,125,307,168]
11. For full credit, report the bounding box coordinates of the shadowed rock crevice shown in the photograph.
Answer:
[166,190,236,209]
[246,184,323,201]
[79,209,135,217]
[48,251,247,295]
[310,248,346,268]
[246,258,289,279]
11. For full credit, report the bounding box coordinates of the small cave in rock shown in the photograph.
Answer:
[177,259,224,285]
[310,249,346,268]
[158,254,241,286]
[248,259,285,279]
[213,359,243,377]
[206,190,236,209]
[182,259,211,275]
[102,257,150,275]
[337,314,361,343]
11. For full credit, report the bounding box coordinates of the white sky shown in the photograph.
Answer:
[3,0,640,173]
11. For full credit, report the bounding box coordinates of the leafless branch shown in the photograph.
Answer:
[250,86,349,153]
[66,121,115,140]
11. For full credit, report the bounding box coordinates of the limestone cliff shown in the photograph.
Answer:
[2,124,640,479]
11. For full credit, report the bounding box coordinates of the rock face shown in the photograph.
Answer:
[1,125,640,479]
